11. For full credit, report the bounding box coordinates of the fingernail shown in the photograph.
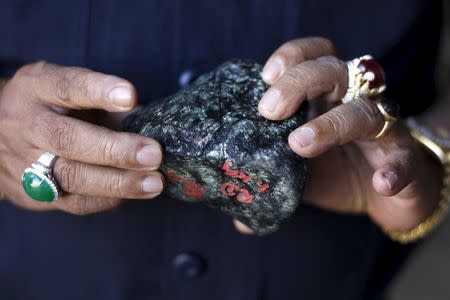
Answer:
[259,89,280,113]
[261,58,283,83]
[383,171,398,190]
[136,144,162,167]
[108,86,133,109]
[141,176,163,193]
[292,127,315,147]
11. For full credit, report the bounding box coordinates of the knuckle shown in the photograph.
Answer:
[73,71,106,105]
[46,119,75,154]
[270,68,309,115]
[99,133,143,168]
[98,136,115,162]
[321,110,349,144]
[98,135,128,166]
[14,61,48,79]
[70,201,91,216]
[81,72,125,107]
[54,67,94,105]
[317,56,346,76]
[12,61,48,87]
[54,70,76,103]
[55,68,101,106]
[353,100,383,134]
[81,72,101,104]
[284,67,307,86]
[98,197,122,211]
[281,68,309,99]
[105,171,127,197]
[54,160,81,193]
[66,196,121,216]
[65,196,92,216]
[286,63,331,101]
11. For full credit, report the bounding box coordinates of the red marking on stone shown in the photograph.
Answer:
[220,182,254,204]
[220,161,270,195]
[182,180,205,199]
[240,173,252,183]
[220,182,240,196]
[166,169,185,184]
[236,189,254,204]
[255,179,270,192]
[222,161,253,182]
[224,168,239,178]
[258,184,270,192]
[166,170,204,200]
[358,58,385,89]
[222,161,232,172]
[222,161,240,178]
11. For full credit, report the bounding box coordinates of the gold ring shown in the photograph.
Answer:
[373,98,399,139]
[342,55,386,103]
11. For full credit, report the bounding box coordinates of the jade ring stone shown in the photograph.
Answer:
[22,168,58,202]
[22,168,59,202]
[22,152,60,202]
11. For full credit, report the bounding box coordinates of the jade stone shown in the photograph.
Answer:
[22,171,55,202]
[123,60,308,235]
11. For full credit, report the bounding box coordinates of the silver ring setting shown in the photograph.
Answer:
[22,152,61,202]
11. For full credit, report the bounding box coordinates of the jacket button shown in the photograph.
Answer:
[172,252,207,279]
[178,69,196,88]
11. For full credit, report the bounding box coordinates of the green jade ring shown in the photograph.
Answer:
[22,152,61,202]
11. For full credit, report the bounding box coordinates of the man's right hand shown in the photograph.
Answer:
[0,61,164,215]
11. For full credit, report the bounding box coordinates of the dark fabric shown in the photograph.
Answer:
[0,1,442,299]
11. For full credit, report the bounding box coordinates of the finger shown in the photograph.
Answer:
[372,150,415,197]
[29,111,162,170]
[233,219,254,235]
[258,56,348,120]
[53,158,164,199]
[0,167,54,212]
[288,98,383,157]
[53,194,123,216]
[3,150,142,214]
[366,132,439,231]
[14,61,137,112]
[261,37,336,84]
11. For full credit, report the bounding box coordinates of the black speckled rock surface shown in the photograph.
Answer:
[124,60,308,235]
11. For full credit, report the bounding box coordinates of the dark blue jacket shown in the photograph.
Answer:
[0,1,442,299]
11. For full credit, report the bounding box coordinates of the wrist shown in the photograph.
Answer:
[383,118,450,243]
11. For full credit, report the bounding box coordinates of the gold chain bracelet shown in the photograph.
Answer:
[382,121,450,244]
[383,167,450,244]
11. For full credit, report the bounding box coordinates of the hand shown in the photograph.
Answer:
[0,61,164,215]
[235,38,442,234]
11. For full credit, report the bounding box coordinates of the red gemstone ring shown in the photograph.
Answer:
[342,55,386,103]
